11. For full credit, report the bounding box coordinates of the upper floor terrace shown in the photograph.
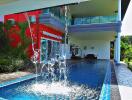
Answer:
[72,15,118,25]
[69,15,121,33]
[39,7,71,32]
[39,6,120,34]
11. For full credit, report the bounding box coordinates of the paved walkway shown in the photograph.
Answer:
[115,62,132,100]
[111,61,121,100]
[0,71,31,83]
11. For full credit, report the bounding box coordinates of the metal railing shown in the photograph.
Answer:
[73,15,118,25]
[43,8,71,25]
[43,8,118,26]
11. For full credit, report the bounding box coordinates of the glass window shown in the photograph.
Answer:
[41,39,61,62]
[91,16,99,24]
[41,39,47,62]
[47,40,52,60]
[29,16,36,23]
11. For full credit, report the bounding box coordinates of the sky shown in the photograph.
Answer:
[121,0,132,36]
[0,16,3,22]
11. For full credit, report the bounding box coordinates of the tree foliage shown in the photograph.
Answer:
[121,36,132,63]
[0,21,31,73]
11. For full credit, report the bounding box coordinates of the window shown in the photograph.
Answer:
[29,16,36,23]
[41,39,47,63]
[7,19,15,25]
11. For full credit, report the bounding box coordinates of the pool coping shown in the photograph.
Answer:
[99,61,121,100]
[0,74,39,88]
[99,60,111,100]
[111,61,121,100]
[0,73,40,100]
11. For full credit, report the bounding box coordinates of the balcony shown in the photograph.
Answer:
[72,15,118,25]
[69,15,121,33]
[39,7,71,32]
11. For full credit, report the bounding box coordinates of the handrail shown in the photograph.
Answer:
[43,8,117,25]
[73,15,118,25]
[43,8,71,25]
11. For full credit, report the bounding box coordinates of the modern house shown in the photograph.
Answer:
[1,0,122,63]
[68,0,121,64]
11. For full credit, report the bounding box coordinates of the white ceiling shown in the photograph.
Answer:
[69,0,118,17]
[0,0,118,17]
[0,0,89,15]
[0,0,18,5]
[70,31,115,41]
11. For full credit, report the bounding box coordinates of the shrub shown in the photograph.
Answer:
[128,63,132,71]
[0,21,32,73]
[0,58,24,73]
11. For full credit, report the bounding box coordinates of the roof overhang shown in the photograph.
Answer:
[0,0,89,15]
[70,31,115,41]
[69,0,118,17]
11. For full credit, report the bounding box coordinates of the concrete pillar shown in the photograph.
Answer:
[115,0,121,64]
[116,32,121,63]
[118,0,121,21]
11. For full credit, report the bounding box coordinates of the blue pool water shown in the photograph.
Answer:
[0,60,111,100]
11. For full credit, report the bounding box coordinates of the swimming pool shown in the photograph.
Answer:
[0,60,111,100]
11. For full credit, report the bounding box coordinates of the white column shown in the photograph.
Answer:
[115,0,121,64]
[118,0,121,21]
[116,33,121,63]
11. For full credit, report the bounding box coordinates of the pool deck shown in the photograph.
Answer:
[111,61,121,100]
[0,71,31,83]
[114,62,132,100]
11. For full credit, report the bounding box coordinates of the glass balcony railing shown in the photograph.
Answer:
[43,7,71,25]
[73,15,118,25]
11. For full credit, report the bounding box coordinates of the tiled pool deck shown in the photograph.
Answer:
[111,62,121,100]
[114,62,132,100]
[0,72,31,83]
[100,60,132,100]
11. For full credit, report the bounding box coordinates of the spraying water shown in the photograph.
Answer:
[24,13,40,83]
[23,6,100,100]
[24,5,68,85]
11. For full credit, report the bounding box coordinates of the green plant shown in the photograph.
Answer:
[128,63,132,71]
[121,36,132,71]
[9,22,31,60]
[0,57,21,73]
[0,21,31,73]
[0,22,10,54]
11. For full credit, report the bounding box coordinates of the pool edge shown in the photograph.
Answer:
[99,61,111,100]
[0,74,39,88]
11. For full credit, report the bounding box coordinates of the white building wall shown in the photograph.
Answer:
[70,39,110,59]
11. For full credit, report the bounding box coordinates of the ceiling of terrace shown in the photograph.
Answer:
[69,0,118,17]
[0,0,18,5]
[69,31,115,41]
[0,0,89,15]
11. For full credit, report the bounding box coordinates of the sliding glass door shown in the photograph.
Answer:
[40,39,60,63]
